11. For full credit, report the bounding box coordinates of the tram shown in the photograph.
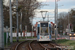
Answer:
[37,21,52,41]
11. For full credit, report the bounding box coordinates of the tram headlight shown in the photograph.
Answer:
[69,34,72,36]
[40,36,42,39]
[40,37,41,38]
[48,36,49,38]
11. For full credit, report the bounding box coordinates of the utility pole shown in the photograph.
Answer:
[0,0,4,50]
[9,0,13,44]
[55,0,57,40]
[16,0,19,42]
[56,3,58,38]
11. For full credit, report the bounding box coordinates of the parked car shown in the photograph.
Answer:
[69,32,75,37]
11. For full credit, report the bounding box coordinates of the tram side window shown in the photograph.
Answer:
[37,27,39,35]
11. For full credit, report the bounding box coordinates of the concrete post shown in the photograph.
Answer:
[9,0,13,44]
[0,0,4,50]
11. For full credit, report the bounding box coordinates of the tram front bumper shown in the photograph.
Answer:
[37,39,51,41]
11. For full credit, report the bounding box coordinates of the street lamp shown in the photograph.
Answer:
[40,11,48,21]
[55,0,63,40]
[56,4,64,39]
[55,0,57,40]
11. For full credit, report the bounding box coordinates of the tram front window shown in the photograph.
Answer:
[40,27,48,35]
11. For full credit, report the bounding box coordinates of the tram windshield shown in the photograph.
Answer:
[40,27,48,35]
[40,23,49,35]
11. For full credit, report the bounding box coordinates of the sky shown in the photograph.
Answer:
[4,0,75,25]
[33,0,75,25]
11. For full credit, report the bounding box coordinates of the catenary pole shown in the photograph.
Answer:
[56,3,58,38]
[55,0,57,40]
[0,0,4,50]
[9,0,13,44]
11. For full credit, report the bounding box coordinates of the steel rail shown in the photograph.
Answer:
[29,40,36,50]
[15,41,28,50]
[29,40,37,50]
[29,42,32,50]
[39,42,61,50]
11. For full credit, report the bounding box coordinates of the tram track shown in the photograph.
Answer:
[39,42,61,50]
[15,40,29,50]
[11,40,64,50]
[14,40,44,50]
[29,40,33,50]
[29,40,44,50]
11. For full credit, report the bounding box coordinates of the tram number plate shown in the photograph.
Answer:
[43,36,44,38]
[43,36,46,38]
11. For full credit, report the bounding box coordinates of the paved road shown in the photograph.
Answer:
[59,35,69,39]
[58,35,75,40]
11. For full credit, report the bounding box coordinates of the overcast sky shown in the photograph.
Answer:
[33,0,75,25]
[4,0,75,25]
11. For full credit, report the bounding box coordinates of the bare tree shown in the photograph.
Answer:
[3,0,41,32]
[58,8,75,33]
[58,12,68,34]
[69,8,75,32]
[17,0,41,31]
